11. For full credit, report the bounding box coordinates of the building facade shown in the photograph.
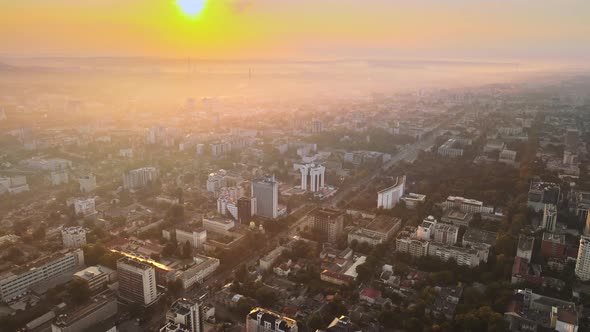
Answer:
[251,176,279,219]
[377,175,406,210]
[160,298,204,332]
[310,208,344,243]
[123,167,158,190]
[117,257,158,306]
[62,226,87,248]
[575,235,590,281]
[246,307,298,332]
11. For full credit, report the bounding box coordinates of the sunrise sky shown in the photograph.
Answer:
[1,0,589,61]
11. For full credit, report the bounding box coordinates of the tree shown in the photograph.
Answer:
[67,279,91,305]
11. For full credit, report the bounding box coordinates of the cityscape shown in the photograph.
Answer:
[1,1,590,332]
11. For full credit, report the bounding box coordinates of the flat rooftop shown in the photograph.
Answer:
[365,215,401,234]
[463,228,497,246]
[311,208,343,219]
[542,232,565,244]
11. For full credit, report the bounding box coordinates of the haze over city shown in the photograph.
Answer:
[1,1,590,332]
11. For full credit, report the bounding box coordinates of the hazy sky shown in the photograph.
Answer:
[1,0,589,61]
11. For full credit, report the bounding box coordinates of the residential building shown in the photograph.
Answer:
[161,298,204,332]
[123,167,158,190]
[433,223,459,245]
[438,138,464,157]
[527,180,560,212]
[73,266,110,293]
[0,249,85,302]
[417,216,437,241]
[0,175,30,195]
[62,226,87,248]
[310,208,344,243]
[426,286,463,320]
[246,307,298,332]
[516,235,535,262]
[49,169,69,186]
[206,170,227,193]
[202,217,235,236]
[401,193,426,209]
[347,215,402,246]
[79,174,97,193]
[441,210,473,227]
[51,291,118,332]
[175,226,207,249]
[542,204,558,232]
[499,149,517,163]
[442,196,494,214]
[377,175,405,210]
[428,242,483,267]
[396,227,429,258]
[575,235,590,281]
[462,228,497,248]
[565,128,579,150]
[171,255,220,289]
[540,232,567,259]
[259,246,286,271]
[251,176,279,219]
[505,289,579,332]
[73,198,96,218]
[117,257,158,306]
[237,196,256,224]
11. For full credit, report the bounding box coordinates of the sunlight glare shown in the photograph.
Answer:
[177,0,207,17]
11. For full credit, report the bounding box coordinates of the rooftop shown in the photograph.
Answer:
[311,208,344,219]
[364,215,402,234]
[463,228,497,246]
[542,232,565,244]
[518,235,535,251]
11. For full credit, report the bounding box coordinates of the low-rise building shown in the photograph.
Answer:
[433,223,459,245]
[441,210,473,227]
[52,291,118,332]
[246,307,298,332]
[395,227,429,258]
[347,215,402,246]
[202,217,235,236]
[427,242,483,267]
[462,228,497,248]
[401,193,426,209]
[73,266,110,293]
[516,235,535,262]
[62,226,87,248]
[540,232,567,259]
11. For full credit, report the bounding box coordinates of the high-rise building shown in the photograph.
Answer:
[160,298,204,332]
[0,249,84,302]
[298,164,326,192]
[432,222,459,245]
[62,226,87,248]
[565,128,579,150]
[73,198,96,218]
[377,175,405,210]
[123,167,158,190]
[79,174,97,193]
[542,204,558,232]
[117,257,158,306]
[575,235,590,281]
[310,208,344,243]
[246,307,298,332]
[237,196,256,224]
[251,176,278,219]
[516,235,535,262]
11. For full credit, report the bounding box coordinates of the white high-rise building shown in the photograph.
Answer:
[117,257,158,306]
[251,176,278,219]
[160,298,204,332]
[298,164,326,192]
[123,167,158,189]
[377,175,406,210]
[575,235,590,281]
[79,174,97,193]
[74,197,96,218]
[62,226,87,248]
[542,204,558,232]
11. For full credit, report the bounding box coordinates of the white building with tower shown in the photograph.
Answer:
[377,175,406,210]
[297,163,326,192]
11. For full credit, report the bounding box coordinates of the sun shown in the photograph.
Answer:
[176,0,207,17]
